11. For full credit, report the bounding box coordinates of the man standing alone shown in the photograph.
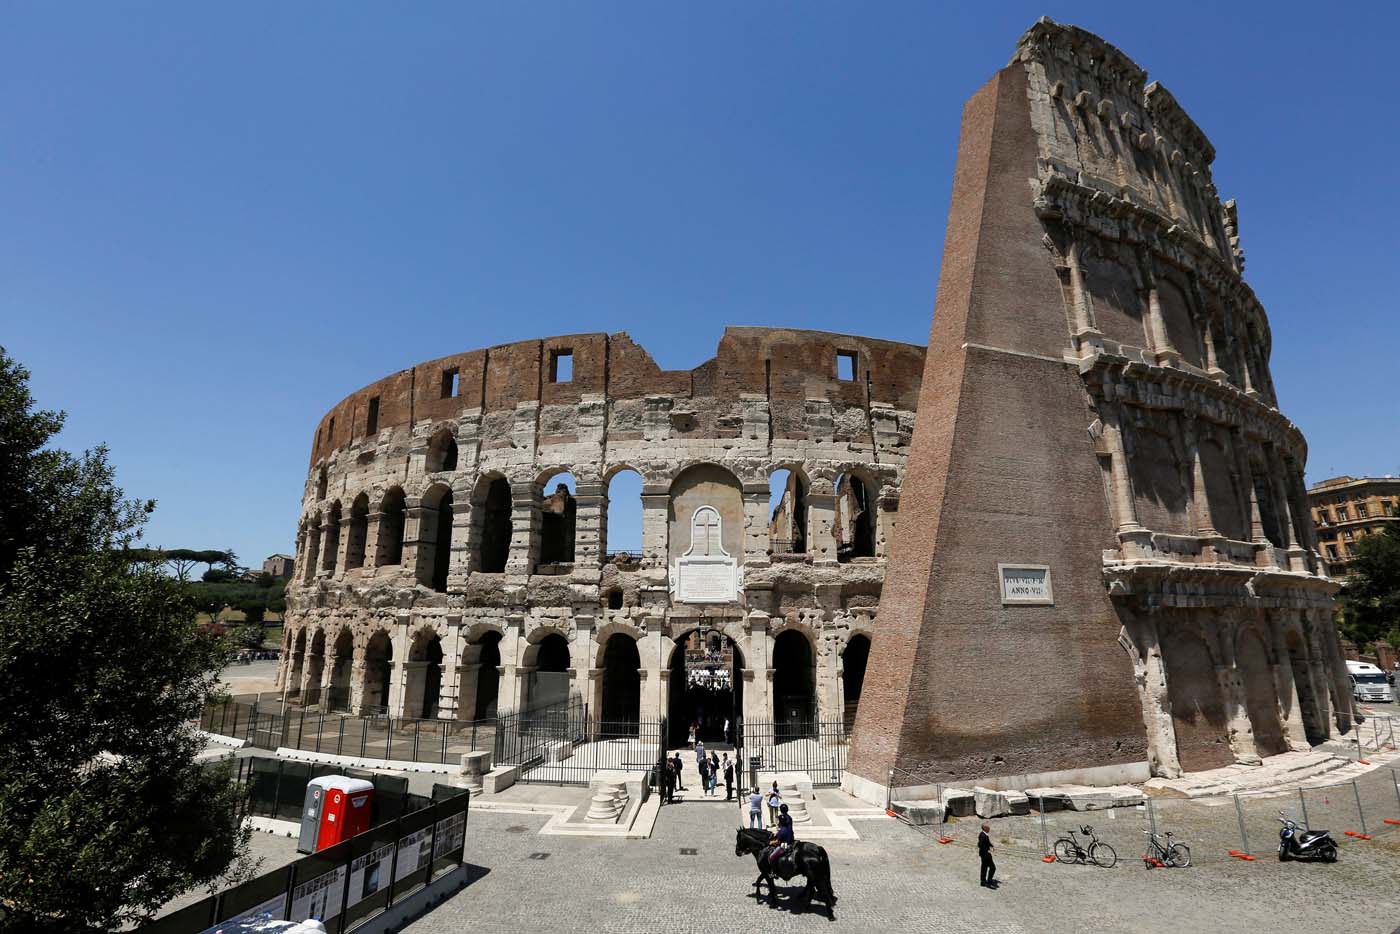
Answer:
[978,822,997,888]
[722,753,734,801]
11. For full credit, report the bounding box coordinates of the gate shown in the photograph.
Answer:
[740,718,848,786]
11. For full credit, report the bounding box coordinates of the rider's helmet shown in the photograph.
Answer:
[780,804,789,814]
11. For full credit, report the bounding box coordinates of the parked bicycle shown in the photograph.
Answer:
[1141,829,1190,868]
[1053,824,1117,868]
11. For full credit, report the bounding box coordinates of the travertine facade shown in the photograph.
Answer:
[277,327,923,737]
[846,19,1351,800]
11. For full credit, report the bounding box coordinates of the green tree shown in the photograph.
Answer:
[0,348,250,930]
[1338,524,1400,648]
[231,622,266,649]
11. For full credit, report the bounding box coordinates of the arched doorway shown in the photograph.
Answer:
[419,485,453,593]
[526,633,571,710]
[1162,630,1232,771]
[406,629,444,719]
[376,488,406,566]
[1286,631,1327,745]
[834,473,876,562]
[668,628,744,746]
[476,476,512,573]
[773,629,816,735]
[1238,628,1286,757]
[327,629,353,712]
[841,634,871,733]
[600,634,641,729]
[464,631,502,720]
[363,631,393,713]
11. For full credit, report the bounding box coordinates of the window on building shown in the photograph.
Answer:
[550,350,573,383]
[1357,502,1368,519]
[837,350,857,382]
[366,396,380,435]
[1344,530,1354,541]
[1326,545,1338,560]
[441,368,459,399]
[1386,500,1396,517]
[1336,506,1348,521]
[328,416,335,442]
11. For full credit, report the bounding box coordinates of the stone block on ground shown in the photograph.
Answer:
[482,765,519,795]
[940,787,975,817]
[458,750,491,794]
[973,786,1013,819]
[892,799,946,825]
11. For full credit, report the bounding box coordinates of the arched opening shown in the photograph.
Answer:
[303,629,326,706]
[406,629,444,719]
[773,629,816,732]
[1161,630,1232,771]
[841,634,871,733]
[316,465,328,500]
[287,629,307,700]
[668,628,744,746]
[475,476,513,573]
[327,628,353,712]
[1286,631,1327,745]
[427,427,458,473]
[345,493,369,570]
[604,469,643,563]
[322,501,342,573]
[768,467,808,555]
[463,632,502,720]
[834,473,876,562]
[363,630,393,713]
[417,484,453,592]
[1237,628,1287,757]
[375,488,405,566]
[537,472,577,568]
[600,634,641,729]
[302,516,321,583]
[526,633,571,710]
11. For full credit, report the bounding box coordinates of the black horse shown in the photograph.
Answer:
[734,827,837,917]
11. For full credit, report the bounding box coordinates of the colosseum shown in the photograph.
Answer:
[278,18,1355,798]
[277,327,924,745]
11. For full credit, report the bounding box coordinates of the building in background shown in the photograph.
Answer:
[1308,476,1400,578]
[262,553,296,580]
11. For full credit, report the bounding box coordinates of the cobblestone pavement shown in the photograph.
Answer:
[408,788,1400,934]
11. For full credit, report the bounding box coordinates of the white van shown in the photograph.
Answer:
[1346,660,1394,704]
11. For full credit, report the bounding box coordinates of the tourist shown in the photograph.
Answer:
[978,822,997,888]
[687,723,696,748]
[694,739,705,771]
[769,803,795,865]
[766,783,782,828]
[722,753,734,800]
[709,749,720,790]
[723,717,731,744]
[662,760,675,804]
[671,753,686,791]
[747,786,763,829]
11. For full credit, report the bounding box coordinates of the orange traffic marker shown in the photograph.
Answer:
[937,836,954,844]
[885,809,898,818]
[1237,854,1256,861]
[1358,759,1371,765]
[1041,855,1055,863]
[1381,818,1400,825]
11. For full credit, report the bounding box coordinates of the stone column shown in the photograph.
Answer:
[1272,659,1310,752]
[348,649,369,715]
[640,620,671,722]
[817,627,841,724]
[1183,416,1219,539]
[401,497,429,585]
[500,615,525,711]
[508,486,535,574]
[1141,258,1178,366]
[1127,615,1183,778]
[744,611,772,723]
[640,489,670,569]
[437,630,461,721]
[741,484,771,564]
[319,517,338,578]
[317,652,336,712]
[1216,664,1262,766]
[575,615,598,711]
[363,510,384,574]
[806,488,838,566]
[335,512,354,578]
[574,481,605,566]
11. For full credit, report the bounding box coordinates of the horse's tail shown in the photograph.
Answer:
[815,844,836,903]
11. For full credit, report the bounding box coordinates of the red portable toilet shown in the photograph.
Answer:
[314,776,374,852]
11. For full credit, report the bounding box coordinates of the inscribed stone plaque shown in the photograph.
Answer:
[673,504,739,603]
[998,564,1053,605]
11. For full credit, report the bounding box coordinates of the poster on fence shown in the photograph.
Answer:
[348,843,395,906]
[395,826,433,879]
[287,865,345,923]
[433,811,467,861]
[197,893,284,934]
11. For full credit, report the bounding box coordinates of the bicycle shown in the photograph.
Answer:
[1141,829,1191,868]
[1052,824,1117,868]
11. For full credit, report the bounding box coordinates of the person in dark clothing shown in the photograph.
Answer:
[722,753,734,801]
[769,804,795,864]
[661,761,675,804]
[978,822,997,888]
[671,753,686,791]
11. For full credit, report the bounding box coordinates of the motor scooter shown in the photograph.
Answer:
[1277,812,1337,862]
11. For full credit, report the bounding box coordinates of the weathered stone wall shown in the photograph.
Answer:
[279,327,924,729]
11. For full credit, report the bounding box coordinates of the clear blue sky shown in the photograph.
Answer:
[3,2,1396,565]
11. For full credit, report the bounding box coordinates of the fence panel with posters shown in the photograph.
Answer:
[135,788,469,934]
[740,719,848,787]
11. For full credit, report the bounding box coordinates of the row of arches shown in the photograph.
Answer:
[299,462,890,589]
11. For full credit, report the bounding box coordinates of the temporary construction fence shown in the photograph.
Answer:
[888,767,1400,869]
[231,756,444,827]
[139,788,469,934]
[739,719,849,787]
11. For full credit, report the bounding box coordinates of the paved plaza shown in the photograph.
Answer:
[409,784,1400,934]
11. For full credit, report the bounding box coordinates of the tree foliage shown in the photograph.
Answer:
[124,547,238,582]
[0,348,250,930]
[1338,524,1400,649]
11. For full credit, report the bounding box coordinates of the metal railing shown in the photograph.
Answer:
[739,718,849,787]
[493,697,667,785]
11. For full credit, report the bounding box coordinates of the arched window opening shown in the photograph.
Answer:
[407,630,444,719]
[476,477,512,573]
[345,494,369,570]
[667,628,744,746]
[427,427,459,473]
[835,473,876,562]
[537,472,577,569]
[327,628,354,712]
[604,469,643,564]
[527,633,571,710]
[768,468,808,555]
[363,631,393,714]
[322,501,342,573]
[466,632,502,720]
[772,629,815,733]
[841,634,871,733]
[375,488,406,566]
[418,486,453,592]
[600,634,641,729]
[302,516,321,583]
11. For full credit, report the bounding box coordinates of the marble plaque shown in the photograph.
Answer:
[998,564,1053,605]
[676,556,738,603]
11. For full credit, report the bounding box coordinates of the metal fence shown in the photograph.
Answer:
[739,718,849,787]
[493,697,667,785]
[139,788,470,934]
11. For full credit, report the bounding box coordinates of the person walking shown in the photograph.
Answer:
[722,754,734,801]
[698,756,711,796]
[661,760,674,805]
[687,723,696,748]
[747,786,764,829]
[709,750,720,794]
[978,822,997,888]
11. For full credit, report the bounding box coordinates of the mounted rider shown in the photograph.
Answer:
[768,803,795,866]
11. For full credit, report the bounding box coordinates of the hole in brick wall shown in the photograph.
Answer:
[837,350,857,382]
[441,368,459,399]
[606,588,623,610]
[550,349,573,383]
[366,396,380,435]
